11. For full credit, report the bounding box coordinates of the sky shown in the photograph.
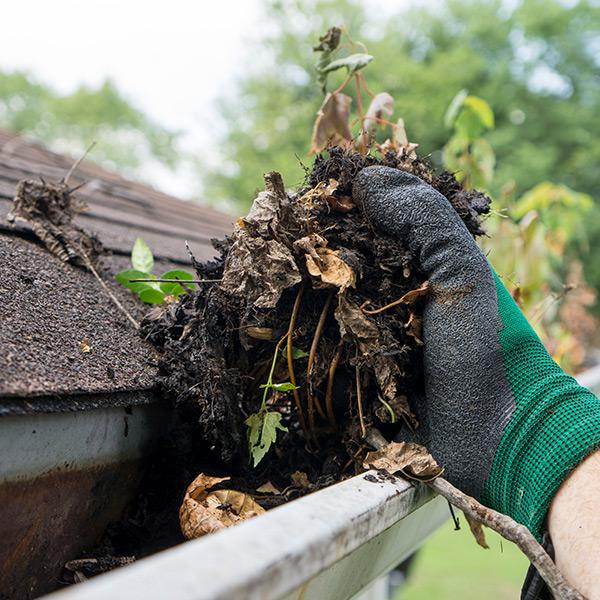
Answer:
[0,0,411,197]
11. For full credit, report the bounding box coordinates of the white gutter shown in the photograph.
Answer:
[43,366,600,600]
[45,473,447,600]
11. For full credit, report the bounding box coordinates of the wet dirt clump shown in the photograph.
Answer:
[143,148,490,495]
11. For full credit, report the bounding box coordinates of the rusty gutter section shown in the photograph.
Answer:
[0,399,170,599]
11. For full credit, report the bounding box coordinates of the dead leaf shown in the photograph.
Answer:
[310,92,353,154]
[293,233,328,266]
[328,195,354,213]
[291,471,310,489]
[221,235,301,308]
[256,482,281,495]
[363,441,443,481]
[405,312,423,345]
[8,179,104,269]
[246,326,273,341]
[305,247,355,290]
[360,92,394,148]
[180,473,266,540]
[464,513,489,549]
[220,172,301,308]
[79,337,91,353]
[298,179,339,209]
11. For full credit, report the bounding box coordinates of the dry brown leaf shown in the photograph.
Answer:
[291,471,310,489]
[405,312,423,345]
[305,247,355,290]
[180,473,266,540]
[328,195,354,213]
[256,482,281,495]
[293,233,328,266]
[310,92,353,154]
[79,337,91,353]
[245,326,273,341]
[464,513,489,549]
[363,441,443,481]
[360,92,394,148]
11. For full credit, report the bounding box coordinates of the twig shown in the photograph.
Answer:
[307,290,334,428]
[287,283,308,436]
[361,281,430,315]
[325,341,344,428]
[64,141,96,185]
[365,428,586,600]
[129,278,222,284]
[83,254,139,329]
[355,361,366,437]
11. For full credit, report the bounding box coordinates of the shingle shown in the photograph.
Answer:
[0,130,233,399]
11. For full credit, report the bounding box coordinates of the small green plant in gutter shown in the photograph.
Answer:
[116,237,197,304]
[246,341,310,467]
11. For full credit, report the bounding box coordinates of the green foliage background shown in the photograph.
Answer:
[199,0,600,299]
[1,0,599,295]
[0,72,178,173]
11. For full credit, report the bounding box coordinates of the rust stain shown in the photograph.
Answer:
[0,460,144,599]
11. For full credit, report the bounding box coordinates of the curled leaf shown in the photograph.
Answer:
[360,92,394,147]
[256,482,281,495]
[310,93,352,154]
[320,53,374,76]
[180,473,266,540]
[305,247,356,290]
[363,441,443,481]
[465,513,489,549]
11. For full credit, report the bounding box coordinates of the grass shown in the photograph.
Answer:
[395,520,529,599]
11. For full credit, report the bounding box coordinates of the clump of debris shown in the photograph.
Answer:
[143,147,491,513]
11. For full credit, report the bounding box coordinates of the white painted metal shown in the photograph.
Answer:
[45,473,447,600]
[37,365,600,600]
[0,404,168,482]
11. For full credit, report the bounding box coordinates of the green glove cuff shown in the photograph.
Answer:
[483,273,600,539]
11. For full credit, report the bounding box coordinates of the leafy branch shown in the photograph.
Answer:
[310,26,413,157]
[115,237,197,304]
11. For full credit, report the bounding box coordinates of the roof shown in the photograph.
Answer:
[0,130,234,403]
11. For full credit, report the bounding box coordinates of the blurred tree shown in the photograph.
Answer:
[202,0,600,297]
[0,71,178,173]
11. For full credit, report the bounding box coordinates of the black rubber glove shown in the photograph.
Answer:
[352,166,600,539]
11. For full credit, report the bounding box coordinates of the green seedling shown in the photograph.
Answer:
[115,237,197,304]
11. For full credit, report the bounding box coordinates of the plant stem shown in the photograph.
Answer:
[361,282,429,315]
[307,290,334,429]
[81,250,139,329]
[325,341,344,428]
[355,362,366,437]
[129,278,222,284]
[287,283,308,436]
[260,334,288,410]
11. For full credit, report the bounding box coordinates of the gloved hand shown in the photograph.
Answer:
[352,165,600,539]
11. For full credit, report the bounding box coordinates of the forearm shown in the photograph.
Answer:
[548,449,600,599]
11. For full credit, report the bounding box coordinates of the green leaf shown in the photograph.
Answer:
[464,95,494,129]
[444,89,468,128]
[281,346,309,360]
[138,287,166,304]
[115,269,155,293]
[131,237,154,274]
[321,53,373,76]
[158,269,197,296]
[245,410,288,467]
[259,381,298,392]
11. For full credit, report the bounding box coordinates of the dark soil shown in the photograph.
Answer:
[142,147,491,496]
